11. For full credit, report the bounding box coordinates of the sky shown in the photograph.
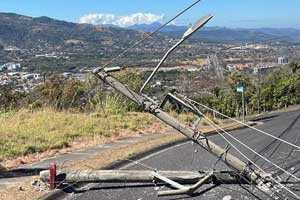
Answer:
[0,0,300,28]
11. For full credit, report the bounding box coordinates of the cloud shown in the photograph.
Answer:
[79,13,164,27]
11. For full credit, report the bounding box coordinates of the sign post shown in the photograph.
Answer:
[237,82,245,121]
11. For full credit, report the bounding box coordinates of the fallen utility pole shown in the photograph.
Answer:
[40,170,246,185]
[93,69,264,186]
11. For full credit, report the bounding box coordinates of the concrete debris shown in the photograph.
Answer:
[222,195,232,200]
[31,180,48,191]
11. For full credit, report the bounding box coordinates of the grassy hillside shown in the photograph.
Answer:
[0,108,158,162]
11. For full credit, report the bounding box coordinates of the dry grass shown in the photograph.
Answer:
[0,108,158,162]
[0,106,242,165]
[0,108,217,163]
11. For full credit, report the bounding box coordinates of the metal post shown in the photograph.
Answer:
[49,162,56,190]
[242,90,245,121]
[257,67,261,114]
[140,15,213,93]
[140,38,184,93]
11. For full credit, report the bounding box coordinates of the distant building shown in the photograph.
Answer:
[253,66,277,74]
[4,46,20,51]
[0,62,21,71]
[62,72,72,79]
[7,72,21,77]
[22,73,41,80]
[226,63,251,71]
[35,53,58,58]
[226,64,237,71]
[278,57,289,65]
[187,68,200,72]
[0,65,5,72]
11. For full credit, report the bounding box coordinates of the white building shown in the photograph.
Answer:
[278,57,289,65]
[226,64,237,71]
[22,73,41,80]
[253,66,277,74]
[0,63,21,71]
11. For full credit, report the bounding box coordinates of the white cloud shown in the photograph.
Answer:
[79,13,164,27]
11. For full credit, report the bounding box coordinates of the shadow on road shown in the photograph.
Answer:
[250,114,280,122]
[0,167,46,179]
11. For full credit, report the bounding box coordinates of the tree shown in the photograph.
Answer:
[36,75,87,111]
[289,60,300,74]
[212,86,221,98]
[0,85,26,111]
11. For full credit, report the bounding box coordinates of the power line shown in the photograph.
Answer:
[169,94,300,198]
[182,95,300,151]
[198,111,300,199]
[185,95,300,184]
[202,111,300,183]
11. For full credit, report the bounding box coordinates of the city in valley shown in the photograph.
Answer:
[0,13,299,96]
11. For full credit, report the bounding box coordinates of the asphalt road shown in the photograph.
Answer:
[68,110,300,200]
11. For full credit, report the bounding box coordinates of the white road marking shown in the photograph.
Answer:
[120,141,190,169]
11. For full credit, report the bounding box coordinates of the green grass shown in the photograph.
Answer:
[0,108,156,161]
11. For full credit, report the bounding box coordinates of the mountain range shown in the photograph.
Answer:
[128,22,300,43]
[0,12,299,52]
[0,12,149,51]
[0,12,299,51]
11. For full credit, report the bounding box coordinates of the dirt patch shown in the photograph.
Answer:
[0,177,46,200]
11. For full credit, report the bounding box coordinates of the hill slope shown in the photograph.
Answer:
[0,12,147,49]
[0,13,172,71]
